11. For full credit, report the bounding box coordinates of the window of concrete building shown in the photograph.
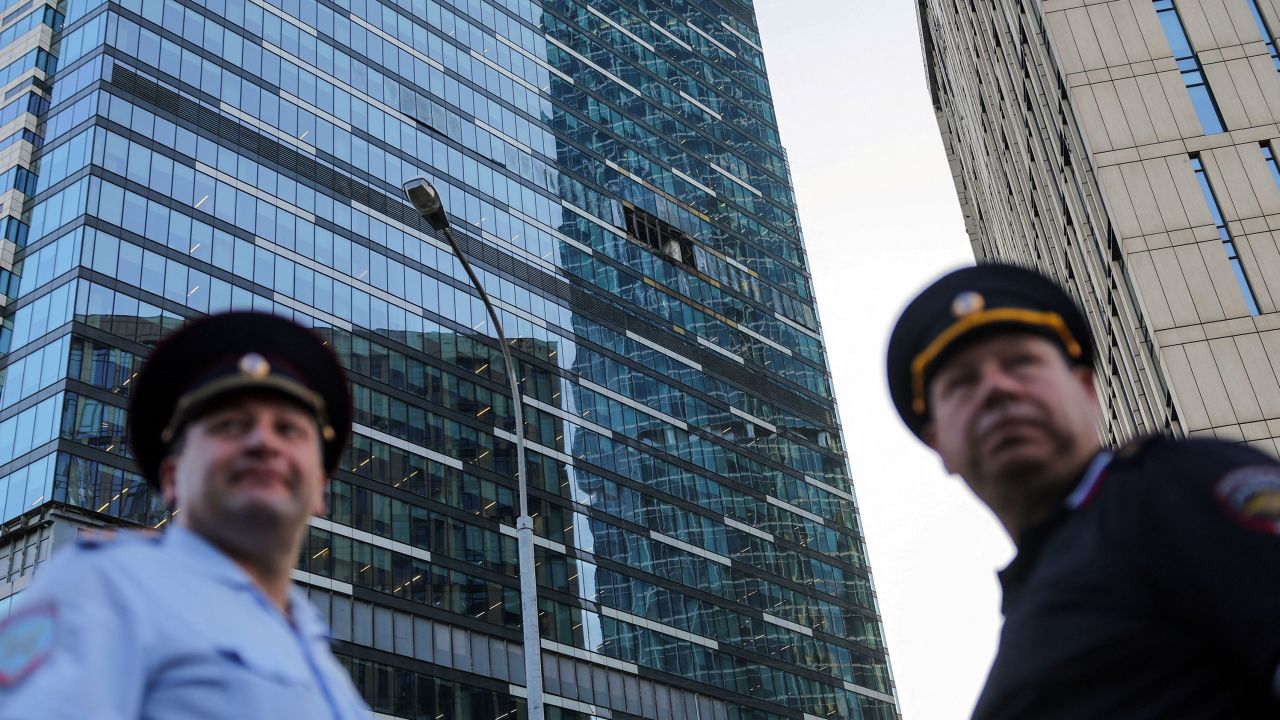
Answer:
[1263,143,1280,189]
[1191,154,1261,315]
[1245,0,1280,72]
[1154,1,1227,134]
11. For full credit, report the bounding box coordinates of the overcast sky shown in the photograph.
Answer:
[752,2,1014,718]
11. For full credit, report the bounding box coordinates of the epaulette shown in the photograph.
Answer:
[75,527,159,549]
[1113,433,1162,463]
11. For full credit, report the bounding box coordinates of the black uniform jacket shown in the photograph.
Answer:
[972,437,1280,719]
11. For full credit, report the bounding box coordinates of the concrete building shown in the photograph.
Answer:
[919,0,1280,452]
[0,0,898,719]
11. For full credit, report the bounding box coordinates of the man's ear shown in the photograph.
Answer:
[159,456,179,509]
[1072,364,1104,429]
[312,480,327,517]
[921,422,957,475]
[922,422,938,451]
[1073,365,1099,400]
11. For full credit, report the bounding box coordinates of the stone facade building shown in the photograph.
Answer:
[920,0,1280,452]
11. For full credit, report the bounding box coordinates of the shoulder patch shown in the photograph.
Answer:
[0,604,56,685]
[1215,465,1280,534]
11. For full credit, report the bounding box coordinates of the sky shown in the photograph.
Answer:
[752,2,1015,718]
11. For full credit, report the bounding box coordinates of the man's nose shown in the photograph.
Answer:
[242,417,283,452]
[976,364,1023,406]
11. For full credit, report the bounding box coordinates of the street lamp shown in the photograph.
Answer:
[402,177,544,720]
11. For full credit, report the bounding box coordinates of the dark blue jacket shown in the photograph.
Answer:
[974,437,1280,719]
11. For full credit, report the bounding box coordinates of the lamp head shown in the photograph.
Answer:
[402,177,450,231]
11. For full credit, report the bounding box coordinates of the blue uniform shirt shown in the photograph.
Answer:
[0,525,371,719]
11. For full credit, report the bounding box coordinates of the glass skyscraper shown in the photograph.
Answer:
[0,0,898,718]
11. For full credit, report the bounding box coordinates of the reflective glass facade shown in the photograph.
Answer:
[0,0,897,717]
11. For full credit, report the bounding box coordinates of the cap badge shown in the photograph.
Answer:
[238,353,271,379]
[950,291,985,318]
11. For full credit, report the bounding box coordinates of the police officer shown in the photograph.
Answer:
[888,263,1280,719]
[0,312,371,718]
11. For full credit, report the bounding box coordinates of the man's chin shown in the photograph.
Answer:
[982,443,1055,482]
[221,493,305,529]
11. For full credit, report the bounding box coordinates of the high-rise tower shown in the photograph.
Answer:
[0,1,897,718]
[920,0,1280,452]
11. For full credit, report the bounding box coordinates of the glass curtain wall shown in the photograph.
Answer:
[2,0,898,718]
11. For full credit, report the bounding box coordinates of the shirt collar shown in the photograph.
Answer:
[164,524,259,589]
[998,448,1115,612]
[1064,449,1114,510]
[164,525,324,634]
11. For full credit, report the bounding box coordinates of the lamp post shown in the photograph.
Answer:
[402,177,544,720]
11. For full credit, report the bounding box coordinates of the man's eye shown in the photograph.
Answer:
[208,417,247,433]
[1008,353,1040,369]
[277,419,310,438]
[938,372,976,396]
